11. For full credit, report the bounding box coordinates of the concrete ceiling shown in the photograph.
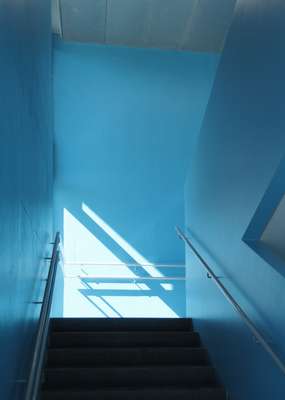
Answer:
[52,0,237,53]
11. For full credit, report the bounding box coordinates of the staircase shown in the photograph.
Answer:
[41,318,226,399]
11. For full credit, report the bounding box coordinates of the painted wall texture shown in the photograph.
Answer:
[185,0,285,398]
[0,1,53,399]
[53,40,219,263]
[53,40,219,318]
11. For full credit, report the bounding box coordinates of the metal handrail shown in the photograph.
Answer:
[65,262,185,268]
[176,226,285,376]
[25,232,61,400]
[64,276,185,281]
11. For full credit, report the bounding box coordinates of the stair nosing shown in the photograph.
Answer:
[51,330,198,334]
[45,365,215,371]
[48,345,206,351]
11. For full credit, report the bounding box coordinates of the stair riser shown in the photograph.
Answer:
[44,367,217,389]
[51,318,193,333]
[41,388,227,400]
[47,348,209,367]
[42,319,225,398]
[49,332,200,348]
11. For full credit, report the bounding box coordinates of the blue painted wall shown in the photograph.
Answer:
[53,40,219,264]
[185,0,285,398]
[53,41,219,318]
[0,1,53,398]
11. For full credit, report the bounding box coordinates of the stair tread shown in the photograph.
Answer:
[41,387,227,400]
[50,330,198,335]
[45,365,215,371]
[42,319,224,397]
[43,365,218,390]
[42,387,224,391]
[47,346,209,366]
[48,346,206,351]
[49,331,200,348]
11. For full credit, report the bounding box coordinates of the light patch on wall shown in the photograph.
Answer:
[64,207,125,264]
[83,282,151,291]
[99,295,178,318]
[63,275,179,318]
[86,296,120,318]
[82,202,163,277]
[64,263,136,278]
[160,283,174,291]
[62,209,182,317]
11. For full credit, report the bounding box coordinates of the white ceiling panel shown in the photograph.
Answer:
[61,0,106,42]
[53,0,237,53]
[147,0,196,49]
[183,0,237,52]
[106,0,151,47]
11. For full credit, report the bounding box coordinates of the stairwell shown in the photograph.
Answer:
[41,318,226,399]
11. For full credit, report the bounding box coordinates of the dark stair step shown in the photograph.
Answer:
[49,331,200,348]
[47,347,209,367]
[51,318,193,333]
[41,387,227,400]
[43,366,218,390]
